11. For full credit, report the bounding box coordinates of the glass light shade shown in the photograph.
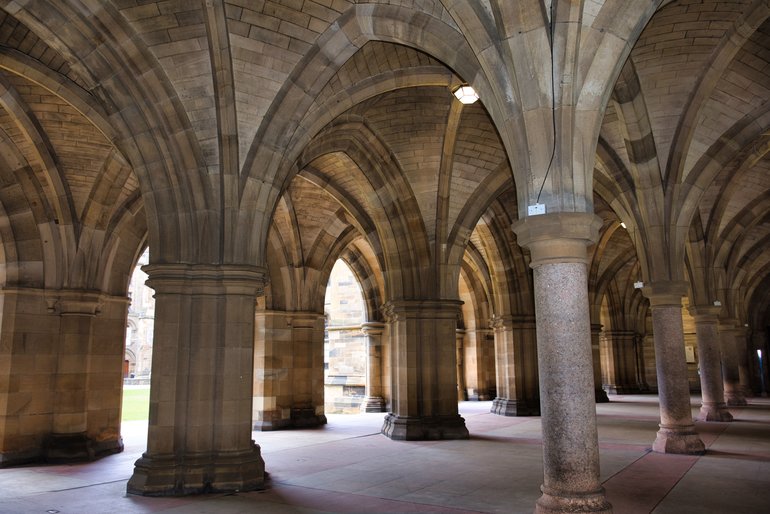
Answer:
[453,85,479,104]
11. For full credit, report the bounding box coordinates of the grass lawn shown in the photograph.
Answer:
[122,386,150,422]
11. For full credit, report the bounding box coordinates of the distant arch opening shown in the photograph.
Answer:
[324,259,367,414]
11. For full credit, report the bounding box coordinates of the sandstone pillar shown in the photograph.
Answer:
[47,292,128,461]
[287,313,326,427]
[252,310,326,430]
[360,322,386,412]
[720,322,747,406]
[602,330,639,395]
[455,328,467,401]
[381,300,468,440]
[0,288,59,465]
[0,288,127,465]
[463,328,496,400]
[642,282,705,454]
[512,213,611,514]
[591,324,610,402]
[689,306,732,422]
[127,264,265,496]
[490,315,539,416]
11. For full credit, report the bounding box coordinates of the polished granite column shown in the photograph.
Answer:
[513,213,611,514]
[689,306,732,422]
[719,321,747,406]
[642,282,705,454]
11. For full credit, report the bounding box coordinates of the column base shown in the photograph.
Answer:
[381,413,469,440]
[253,419,291,431]
[595,388,610,403]
[466,390,493,401]
[652,425,705,454]
[290,408,327,428]
[726,391,747,406]
[44,432,96,463]
[491,397,540,416]
[360,396,386,413]
[535,486,612,514]
[127,444,265,496]
[603,385,638,395]
[698,402,733,422]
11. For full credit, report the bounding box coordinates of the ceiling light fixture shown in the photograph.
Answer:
[453,85,479,104]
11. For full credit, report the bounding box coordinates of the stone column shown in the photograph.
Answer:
[253,310,291,430]
[381,300,468,440]
[642,282,705,454]
[602,330,639,395]
[688,306,732,422]
[0,288,59,465]
[719,322,747,406]
[360,322,386,412]
[591,324,610,402]
[735,326,752,398]
[455,328,467,401]
[127,264,265,496]
[490,315,539,416]
[512,213,611,514]
[287,313,327,427]
[253,310,326,430]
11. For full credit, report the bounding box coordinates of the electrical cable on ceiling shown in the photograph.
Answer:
[536,2,557,204]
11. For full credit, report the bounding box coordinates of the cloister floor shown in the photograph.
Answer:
[1,395,769,513]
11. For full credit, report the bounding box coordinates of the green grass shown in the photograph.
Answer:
[121,386,150,421]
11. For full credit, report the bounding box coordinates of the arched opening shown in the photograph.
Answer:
[324,259,367,413]
[121,248,152,423]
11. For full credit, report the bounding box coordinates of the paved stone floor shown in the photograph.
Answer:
[1,395,769,513]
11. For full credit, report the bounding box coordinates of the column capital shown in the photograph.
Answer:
[511,212,602,267]
[360,321,385,336]
[718,318,741,332]
[381,299,463,322]
[490,314,536,330]
[641,281,688,307]
[687,305,722,322]
[144,263,267,296]
[44,289,130,316]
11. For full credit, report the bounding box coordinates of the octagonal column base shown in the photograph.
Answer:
[698,402,733,422]
[381,413,468,440]
[535,487,612,514]
[360,396,386,412]
[491,397,540,416]
[127,446,265,496]
[652,425,706,454]
[726,391,747,406]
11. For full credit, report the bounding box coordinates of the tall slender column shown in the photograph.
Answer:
[490,315,539,416]
[381,300,468,440]
[688,306,732,422]
[127,264,265,496]
[642,282,705,454]
[360,322,386,412]
[513,213,611,514]
[455,329,467,401]
[591,324,610,402]
[735,326,752,398]
[719,322,747,406]
[602,330,640,395]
